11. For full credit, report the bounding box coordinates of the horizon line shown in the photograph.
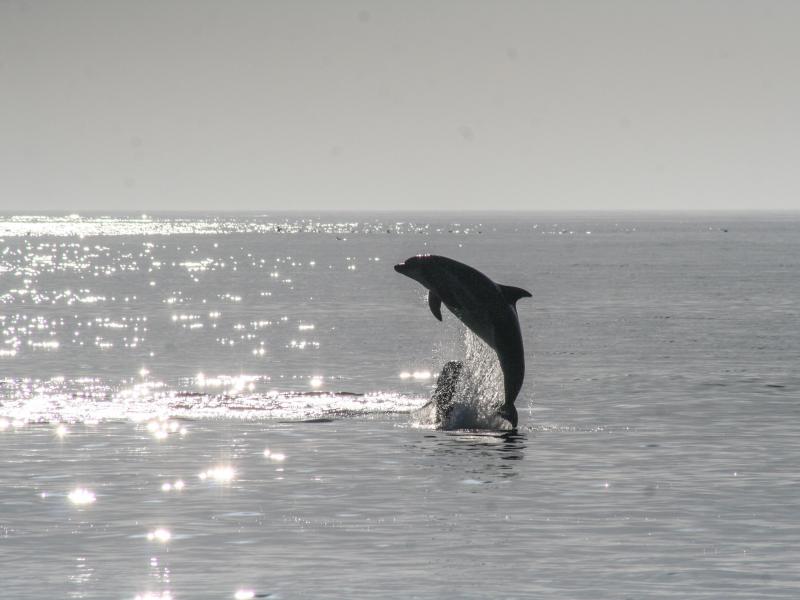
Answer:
[2,208,800,216]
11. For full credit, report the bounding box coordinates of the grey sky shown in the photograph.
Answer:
[1,1,798,212]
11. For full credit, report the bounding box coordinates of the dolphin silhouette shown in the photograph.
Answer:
[394,255,531,428]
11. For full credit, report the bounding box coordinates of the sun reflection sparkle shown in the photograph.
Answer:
[268,452,285,462]
[199,466,235,483]
[146,528,172,543]
[134,591,173,600]
[161,479,185,492]
[68,488,96,505]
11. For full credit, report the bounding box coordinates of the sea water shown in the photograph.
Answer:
[1,212,798,599]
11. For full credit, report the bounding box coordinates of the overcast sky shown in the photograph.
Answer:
[1,1,798,212]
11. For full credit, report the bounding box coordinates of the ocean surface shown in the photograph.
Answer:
[1,212,798,599]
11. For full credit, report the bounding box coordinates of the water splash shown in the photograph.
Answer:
[416,328,510,430]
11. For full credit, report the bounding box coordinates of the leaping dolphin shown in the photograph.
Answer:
[394,255,531,428]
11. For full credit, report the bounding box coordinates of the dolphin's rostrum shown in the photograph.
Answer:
[394,254,531,428]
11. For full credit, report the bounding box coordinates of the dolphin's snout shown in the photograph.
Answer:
[394,262,408,274]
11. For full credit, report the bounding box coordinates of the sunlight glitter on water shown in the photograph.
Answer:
[145,418,186,440]
[0,376,425,424]
[134,592,172,600]
[0,214,434,238]
[146,528,172,543]
[68,488,96,505]
[199,466,235,483]
[161,479,185,492]
[264,450,285,462]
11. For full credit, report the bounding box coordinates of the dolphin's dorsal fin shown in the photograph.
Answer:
[428,291,443,321]
[499,284,532,307]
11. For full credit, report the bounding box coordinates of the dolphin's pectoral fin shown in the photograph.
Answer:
[428,291,443,321]
[498,284,532,307]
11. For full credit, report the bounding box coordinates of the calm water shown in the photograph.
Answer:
[1,212,799,599]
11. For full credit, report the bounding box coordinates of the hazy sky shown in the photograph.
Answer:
[1,1,799,212]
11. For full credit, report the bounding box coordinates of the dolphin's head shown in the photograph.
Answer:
[394,254,433,285]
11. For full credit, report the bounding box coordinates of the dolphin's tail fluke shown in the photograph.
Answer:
[497,403,518,429]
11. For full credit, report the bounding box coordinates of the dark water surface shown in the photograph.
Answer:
[1,213,798,598]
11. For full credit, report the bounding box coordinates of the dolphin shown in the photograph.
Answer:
[394,255,531,428]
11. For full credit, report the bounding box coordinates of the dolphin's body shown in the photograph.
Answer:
[394,255,531,428]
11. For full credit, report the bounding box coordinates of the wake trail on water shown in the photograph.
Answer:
[2,328,507,427]
[0,382,425,425]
